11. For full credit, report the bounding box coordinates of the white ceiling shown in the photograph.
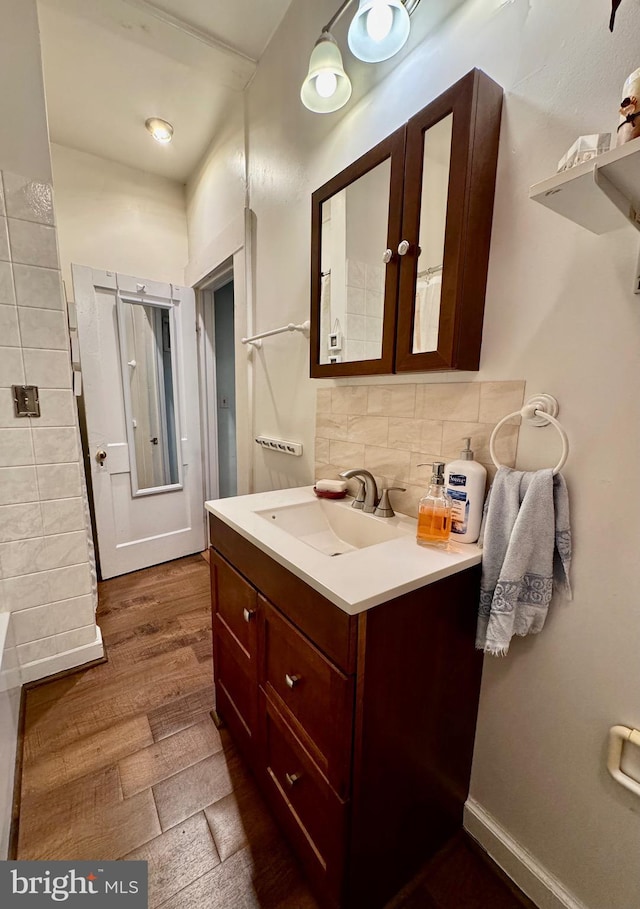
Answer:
[37,0,295,182]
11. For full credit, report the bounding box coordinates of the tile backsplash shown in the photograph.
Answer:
[315,380,525,519]
[0,169,98,681]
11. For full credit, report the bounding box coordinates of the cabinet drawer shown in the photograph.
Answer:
[262,694,346,905]
[262,598,353,797]
[214,632,257,761]
[210,548,258,662]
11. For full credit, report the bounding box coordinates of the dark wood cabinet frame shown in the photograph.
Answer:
[309,68,503,379]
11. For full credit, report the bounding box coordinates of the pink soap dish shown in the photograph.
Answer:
[313,487,347,500]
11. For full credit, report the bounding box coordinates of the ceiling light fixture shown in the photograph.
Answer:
[145,117,174,144]
[300,0,420,113]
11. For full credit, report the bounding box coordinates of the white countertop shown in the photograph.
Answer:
[205,486,482,616]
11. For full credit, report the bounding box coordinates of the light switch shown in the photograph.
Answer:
[12,385,40,417]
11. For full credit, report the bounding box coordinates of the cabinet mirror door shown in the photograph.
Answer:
[395,69,503,372]
[310,129,405,378]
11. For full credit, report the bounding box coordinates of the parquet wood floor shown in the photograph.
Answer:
[16,553,534,909]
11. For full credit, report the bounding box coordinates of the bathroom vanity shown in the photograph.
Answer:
[206,488,484,909]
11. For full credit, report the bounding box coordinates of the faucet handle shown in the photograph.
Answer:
[374,487,406,518]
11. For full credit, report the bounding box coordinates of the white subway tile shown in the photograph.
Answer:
[18,307,68,350]
[0,466,38,505]
[50,594,95,633]
[32,427,79,464]
[12,603,58,644]
[42,531,89,570]
[56,625,95,653]
[0,304,20,347]
[13,264,63,310]
[2,173,55,225]
[23,349,72,389]
[48,562,92,602]
[0,537,45,579]
[41,497,85,535]
[18,635,58,665]
[346,259,365,289]
[0,347,24,386]
[33,389,76,426]
[346,287,365,314]
[0,428,33,467]
[7,219,58,269]
[0,262,14,305]
[36,463,81,500]
[0,217,9,262]
[346,314,366,341]
[3,570,51,610]
[0,502,43,543]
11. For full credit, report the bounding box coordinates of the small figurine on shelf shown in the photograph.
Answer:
[616,68,640,146]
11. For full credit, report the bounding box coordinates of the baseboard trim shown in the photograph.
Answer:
[464,799,589,909]
[18,627,104,685]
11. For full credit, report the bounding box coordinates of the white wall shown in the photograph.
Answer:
[51,144,188,293]
[187,0,640,906]
[0,0,51,184]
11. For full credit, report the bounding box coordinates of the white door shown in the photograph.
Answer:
[74,267,205,579]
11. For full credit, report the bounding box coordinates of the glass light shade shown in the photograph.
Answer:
[348,0,411,63]
[145,117,174,143]
[300,33,352,113]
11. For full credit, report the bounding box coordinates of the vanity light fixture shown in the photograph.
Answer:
[300,32,352,113]
[145,117,174,144]
[348,0,411,62]
[300,0,420,113]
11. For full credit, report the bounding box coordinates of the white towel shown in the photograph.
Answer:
[476,467,572,656]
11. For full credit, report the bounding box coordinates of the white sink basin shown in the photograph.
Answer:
[254,498,412,556]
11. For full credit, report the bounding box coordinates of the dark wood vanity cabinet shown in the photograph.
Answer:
[209,515,484,909]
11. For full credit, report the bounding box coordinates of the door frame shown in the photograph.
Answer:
[190,210,254,507]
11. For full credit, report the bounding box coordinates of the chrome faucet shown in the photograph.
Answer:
[339,469,379,514]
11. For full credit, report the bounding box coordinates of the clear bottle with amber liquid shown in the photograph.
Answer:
[416,462,452,548]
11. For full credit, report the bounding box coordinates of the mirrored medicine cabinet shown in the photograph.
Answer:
[310,68,503,378]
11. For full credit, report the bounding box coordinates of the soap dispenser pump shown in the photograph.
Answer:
[416,462,452,548]
[444,437,487,543]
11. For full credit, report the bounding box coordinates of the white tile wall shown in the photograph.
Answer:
[316,380,526,519]
[0,169,97,677]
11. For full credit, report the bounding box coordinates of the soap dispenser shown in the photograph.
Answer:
[444,437,487,544]
[416,462,452,548]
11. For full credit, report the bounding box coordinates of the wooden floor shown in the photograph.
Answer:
[16,554,532,909]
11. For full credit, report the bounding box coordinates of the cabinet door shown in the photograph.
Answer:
[394,68,503,371]
[310,127,406,378]
[210,548,258,661]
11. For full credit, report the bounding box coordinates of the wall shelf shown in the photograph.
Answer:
[530,135,640,234]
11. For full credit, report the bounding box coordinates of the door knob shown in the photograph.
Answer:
[382,248,393,264]
[96,449,107,465]
[397,240,411,256]
[150,437,159,445]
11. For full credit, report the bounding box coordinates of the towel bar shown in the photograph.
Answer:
[489,393,569,475]
[608,725,640,798]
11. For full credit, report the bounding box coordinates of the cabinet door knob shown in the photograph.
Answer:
[285,771,303,787]
[397,239,411,256]
[285,673,301,689]
[243,608,255,623]
[382,248,393,264]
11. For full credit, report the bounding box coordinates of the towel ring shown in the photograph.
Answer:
[489,393,569,476]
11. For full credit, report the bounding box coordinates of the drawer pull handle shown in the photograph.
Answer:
[243,608,255,623]
[285,771,303,787]
[285,673,301,689]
